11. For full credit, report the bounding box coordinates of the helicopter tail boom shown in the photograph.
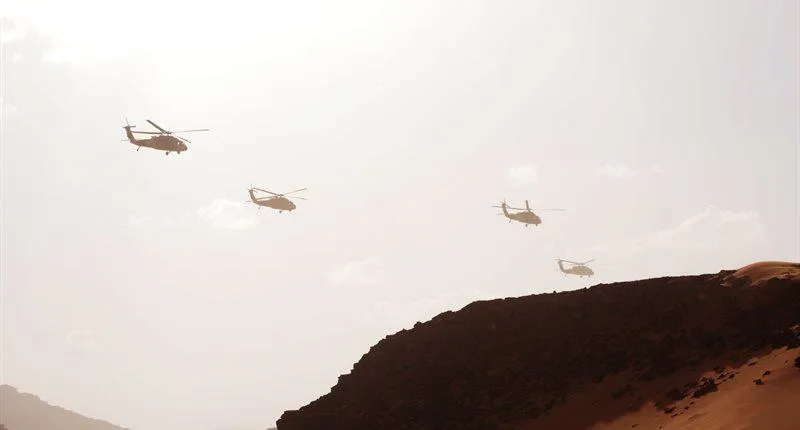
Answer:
[500,201,510,217]
[123,125,137,144]
[123,118,138,144]
[247,188,259,203]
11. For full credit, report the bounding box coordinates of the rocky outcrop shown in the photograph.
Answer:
[276,262,800,430]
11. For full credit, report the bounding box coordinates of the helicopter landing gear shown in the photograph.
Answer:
[166,151,170,156]
[136,147,140,152]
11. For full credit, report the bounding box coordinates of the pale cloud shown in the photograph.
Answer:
[197,199,260,230]
[66,329,101,352]
[595,164,636,179]
[590,205,768,278]
[505,165,538,187]
[128,214,155,227]
[329,256,389,288]
[648,205,765,250]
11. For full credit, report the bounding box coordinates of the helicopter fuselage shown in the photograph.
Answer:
[564,266,593,277]
[510,211,542,225]
[125,126,188,153]
[557,260,594,277]
[254,196,296,211]
[134,135,187,152]
[498,202,542,226]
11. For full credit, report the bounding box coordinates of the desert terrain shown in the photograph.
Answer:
[276,261,800,430]
[0,385,129,430]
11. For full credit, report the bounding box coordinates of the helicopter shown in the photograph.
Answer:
[557,258,595,277]
[246,186,307,213]
[492,199,565,227]
[122,118,209,155]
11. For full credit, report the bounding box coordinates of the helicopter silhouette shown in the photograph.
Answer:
[557,258,595,277]
[247,186,307,213]
[122,118,209,155]
[492,199,565,227]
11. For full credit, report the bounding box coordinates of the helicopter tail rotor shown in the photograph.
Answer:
[122,118,135,134]
[122,118,138,144]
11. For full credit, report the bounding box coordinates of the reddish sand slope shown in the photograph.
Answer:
[511,347,800,430]
[723,261,800,286]
[276,261,800,430]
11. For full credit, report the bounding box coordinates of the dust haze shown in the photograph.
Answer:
[1,1,798,429]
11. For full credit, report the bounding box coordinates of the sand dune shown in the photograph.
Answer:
[276,261,800,430]
[510,347,800,430]
[723,261,800,286]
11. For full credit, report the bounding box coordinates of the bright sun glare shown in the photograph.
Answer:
[2,0,356,76]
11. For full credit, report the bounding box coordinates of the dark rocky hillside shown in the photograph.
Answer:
[276,261,800,430]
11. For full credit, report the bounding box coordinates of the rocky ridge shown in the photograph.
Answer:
[276,262,800,430]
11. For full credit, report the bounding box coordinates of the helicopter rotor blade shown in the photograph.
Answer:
[289,196,308,200]
[581,259,596,265]
[131,131,161,135]
[170,128,210,134]
[559,259,581,265]
[253,187,280,196]
[282,188,307,195]
[146,120,169,134]
[176,135,191,144]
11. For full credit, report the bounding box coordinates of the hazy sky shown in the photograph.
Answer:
[1,1,798,429]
